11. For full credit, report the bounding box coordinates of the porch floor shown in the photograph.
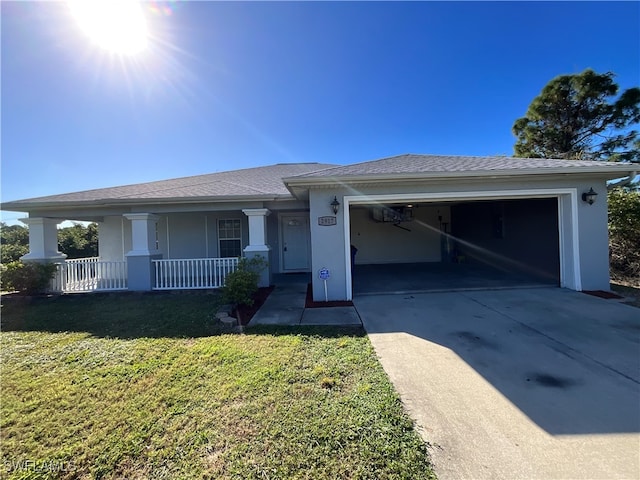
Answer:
[352,262,557,296]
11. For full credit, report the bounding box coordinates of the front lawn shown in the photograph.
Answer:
[1,293,435,479]
[611,282,640,308]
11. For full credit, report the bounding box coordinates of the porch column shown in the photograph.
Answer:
[123,213,161,291]
[242,208,271,287]
[19,217,67,263]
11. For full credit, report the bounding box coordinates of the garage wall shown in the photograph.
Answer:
[339,178,611,290]
[309,189,349,301]
[350,205,449,264]
[451,198,560,282]
[575,178,610,290]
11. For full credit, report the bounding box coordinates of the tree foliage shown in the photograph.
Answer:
[513,69,640,162]
[608,188,640,283]
[58,223,98,259]
[0,223,29,263]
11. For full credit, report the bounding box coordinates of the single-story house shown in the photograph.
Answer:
[3,154,636,301]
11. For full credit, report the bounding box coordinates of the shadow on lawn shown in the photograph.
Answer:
[0,292,365,340]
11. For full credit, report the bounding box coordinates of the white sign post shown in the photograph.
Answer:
[318,268,330,302]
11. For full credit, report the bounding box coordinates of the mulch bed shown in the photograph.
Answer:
[583,290,624,300]
[305,283,354,308]
[233,286,275,325]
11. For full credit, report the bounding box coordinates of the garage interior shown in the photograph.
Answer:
[350,197,560,295]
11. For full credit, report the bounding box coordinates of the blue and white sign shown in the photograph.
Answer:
[318,268,330,280]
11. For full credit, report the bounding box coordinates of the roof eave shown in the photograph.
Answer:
[283,166,635,187]
[2,193,295,213]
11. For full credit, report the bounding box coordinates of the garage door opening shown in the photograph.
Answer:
[349,197,560,295]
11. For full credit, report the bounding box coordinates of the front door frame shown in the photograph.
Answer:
[342,188,581,300]
[279,212,312,273]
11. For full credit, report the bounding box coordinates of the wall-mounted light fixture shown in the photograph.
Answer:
[582,187,598,205]
[330,196,340,215]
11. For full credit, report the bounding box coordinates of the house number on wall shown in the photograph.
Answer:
[318,216,337,226]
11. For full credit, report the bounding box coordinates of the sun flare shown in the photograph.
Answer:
[69,0,148,55]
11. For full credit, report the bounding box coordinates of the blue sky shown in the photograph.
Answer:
[2,1,639,224]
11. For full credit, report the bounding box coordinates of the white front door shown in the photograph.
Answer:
[281,214,310,271]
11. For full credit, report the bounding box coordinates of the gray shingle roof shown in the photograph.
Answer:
[4,163,336,208]
[288,154,633,179]
[5,154,634,212]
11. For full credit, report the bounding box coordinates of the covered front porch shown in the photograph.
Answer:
[20,208,274,293]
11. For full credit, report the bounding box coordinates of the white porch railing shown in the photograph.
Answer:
[51,257,128,292]
[152,257,239,290]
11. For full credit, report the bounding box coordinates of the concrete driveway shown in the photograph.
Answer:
[354,287,640,480]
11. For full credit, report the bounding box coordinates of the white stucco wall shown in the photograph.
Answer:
[350,205,448,264]
[58,178,612,297]
[159,212,250,259]
[575,178,610,291]
[266,212,280,273]
[99,212,255,261]
[98,216,131,261]
[308,177,613,301]
[163,213,207,259]
[309,190,350,301]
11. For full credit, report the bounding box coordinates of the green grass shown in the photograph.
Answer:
[611,282,640,308]
[0,293,435,479]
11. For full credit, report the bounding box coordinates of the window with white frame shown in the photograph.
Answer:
[218,219,242,257]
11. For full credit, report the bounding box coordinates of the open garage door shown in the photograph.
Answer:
[347,195,565,296]
[451,198,559,283]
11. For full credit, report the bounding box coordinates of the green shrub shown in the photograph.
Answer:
[1,261,59,294]
[0,263,7,290]
[221,256,268,307]
[608,187,640,283]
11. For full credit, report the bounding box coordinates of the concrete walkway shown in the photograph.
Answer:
[250,282,361,326]
[355,287,640,480]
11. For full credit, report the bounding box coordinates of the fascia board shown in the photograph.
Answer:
[283,166,636,187]
[2,194,294,213]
